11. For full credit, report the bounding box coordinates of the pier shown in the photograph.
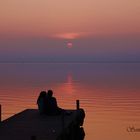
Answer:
[0,100,85,140]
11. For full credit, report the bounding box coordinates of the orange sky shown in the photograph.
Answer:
[0,0,140,39]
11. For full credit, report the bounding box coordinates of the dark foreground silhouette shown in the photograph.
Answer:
[36,89,85,140]
[0,90,85,140]
[75,127,85,140]
[0,109,85,140]
[37,90,63,115]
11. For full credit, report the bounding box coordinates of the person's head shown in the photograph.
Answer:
[39,91,47,98]
[47,90,53,97]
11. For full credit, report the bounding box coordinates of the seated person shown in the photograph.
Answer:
[37,91,47,114]
[45,90,63,115]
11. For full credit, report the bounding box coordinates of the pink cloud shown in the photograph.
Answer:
[51,32,92,39]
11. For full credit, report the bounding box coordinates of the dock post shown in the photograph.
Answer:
[31,136,36,140]
[0,104,1,122]
[76,100,80,110]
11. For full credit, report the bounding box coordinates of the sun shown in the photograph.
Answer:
[67,42,73,48]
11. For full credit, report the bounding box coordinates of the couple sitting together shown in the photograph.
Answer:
[37,90,63,115]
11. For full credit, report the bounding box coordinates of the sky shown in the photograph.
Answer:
[0,0,140,62]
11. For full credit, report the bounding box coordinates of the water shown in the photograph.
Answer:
[0,63,140,140]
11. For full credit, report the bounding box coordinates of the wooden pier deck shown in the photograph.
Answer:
[0,109,85,140]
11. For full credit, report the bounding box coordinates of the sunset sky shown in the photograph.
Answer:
[0,0,140,62]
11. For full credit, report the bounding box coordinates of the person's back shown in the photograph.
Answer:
[47,96,57,110]
[45,90,62,115]
[37,91,47,114]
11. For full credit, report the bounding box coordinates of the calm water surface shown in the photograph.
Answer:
[0,63,140,140]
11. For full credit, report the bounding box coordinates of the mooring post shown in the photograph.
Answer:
[0,104,1,122]
[31,136,36,140]
[76,100,80,110]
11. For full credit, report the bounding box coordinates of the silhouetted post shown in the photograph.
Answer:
[76,100,80,110]
[31,136,36,140]
[0,104,1,122]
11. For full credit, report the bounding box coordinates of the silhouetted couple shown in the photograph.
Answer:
[37,90,63,115]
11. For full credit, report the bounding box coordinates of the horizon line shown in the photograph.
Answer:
[0,61,140,64]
